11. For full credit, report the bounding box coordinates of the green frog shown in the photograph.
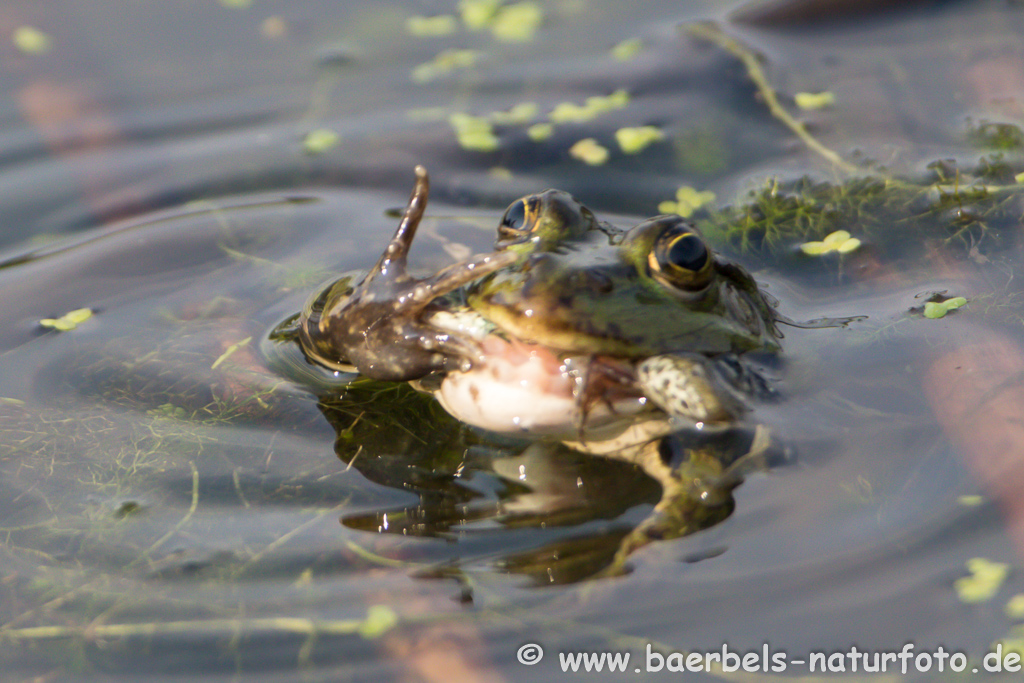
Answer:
[296,167,786,573]
[299,166,781,446]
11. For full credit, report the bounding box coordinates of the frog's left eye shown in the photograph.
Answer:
[498,200,529,240]
[649,224,714,290]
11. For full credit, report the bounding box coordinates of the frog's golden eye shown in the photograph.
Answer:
[498,199,529,240]
[665,232,708,271]
[648,225,714,291]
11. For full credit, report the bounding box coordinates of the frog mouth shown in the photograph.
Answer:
[429,320,651,438]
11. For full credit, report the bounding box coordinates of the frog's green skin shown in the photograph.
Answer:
[299,167,781,431]
[469,190,781,360]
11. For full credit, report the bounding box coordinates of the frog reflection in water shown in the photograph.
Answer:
[300,166,782,571]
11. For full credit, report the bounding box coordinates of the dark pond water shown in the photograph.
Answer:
[3,0,1024,680]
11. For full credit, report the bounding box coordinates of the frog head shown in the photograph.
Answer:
[469,192,780,359]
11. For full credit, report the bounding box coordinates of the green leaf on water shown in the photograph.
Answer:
[799,230,860,256]
[303,129,340,154]
[794,91,835,110]
[357,605,398,639]
[610,38,643,61]
[954,557,1009,603]
[569,138,609,166]
[615,126,664,154]
[406,15,458,36]
[40,307,94,331]
[923,296,967,319]
[13,26,52,54]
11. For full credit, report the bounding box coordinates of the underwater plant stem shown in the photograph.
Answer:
[1,616,367,641]
[686,23,861,175]
[145,461,199,556]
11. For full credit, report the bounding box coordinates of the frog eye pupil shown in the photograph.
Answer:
[501,200,527,232]
[667,233,708,271]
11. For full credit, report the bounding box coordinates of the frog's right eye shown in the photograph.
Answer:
[498,199,532,242]
[648,221,715,291]
[500,200,526,231]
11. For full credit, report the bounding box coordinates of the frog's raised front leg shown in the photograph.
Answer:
[299,166,517,381]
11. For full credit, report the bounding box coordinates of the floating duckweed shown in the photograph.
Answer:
[610,38,643,61]
[303,128,340,154]
[12,26,51,55]
[527,123,553,141]
[549,102,593,124]
[411,49,480,83]
[1007,594,1024,619]
[1015,171,1024,184]
[449,113,500,151]
[958,494,984,506]
[406,14,459,36]
[357,605,399,639]
[658,186,716,218]
[615,126,664,154]
[0,397,25,406]
[598,89,630,108]
[459,0,502,29]
[489,101,538,125]
[219,0,251,7]
[799,230,861,255]
[490,2,543,42]
[794,91,835,110]
[923,296,967,319]
[955,557,1009,603]
[40,307,94,331]
[569,138,609,165]
[999,633,1024,660]
[549,89,630,123]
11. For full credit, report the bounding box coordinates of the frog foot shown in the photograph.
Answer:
[300,166,518,381]
[601,424,776,577]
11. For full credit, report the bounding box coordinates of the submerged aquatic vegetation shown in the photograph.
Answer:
[699,171,1024,259]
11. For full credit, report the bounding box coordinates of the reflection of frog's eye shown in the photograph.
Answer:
[649,227,714,291]
[498,200,528,239]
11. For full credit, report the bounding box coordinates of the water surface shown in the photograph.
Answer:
[2,0,1024,680]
